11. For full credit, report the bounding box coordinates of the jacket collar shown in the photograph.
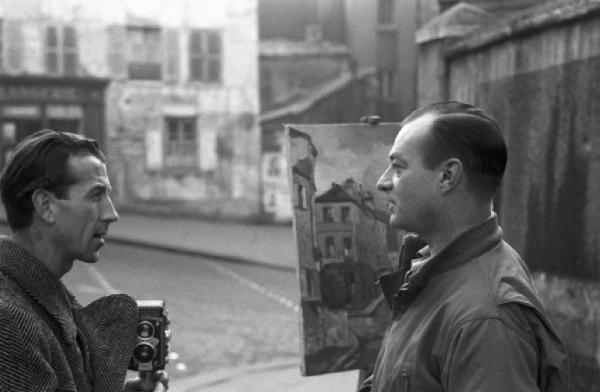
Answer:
[379,214,503,310]
[0,236,78,344]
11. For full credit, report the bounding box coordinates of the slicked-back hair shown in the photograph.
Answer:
[0,129,105,229]
[404,101,507,202]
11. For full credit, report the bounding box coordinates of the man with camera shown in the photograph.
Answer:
[361,101,570,391]
[0,130,167,392]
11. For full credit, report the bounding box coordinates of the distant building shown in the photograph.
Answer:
[0,0,261,219]
[314,179,392,310]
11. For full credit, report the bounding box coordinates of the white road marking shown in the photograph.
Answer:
[206,261,299,313]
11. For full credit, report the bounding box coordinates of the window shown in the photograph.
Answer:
[4,19,24,72]
[164,117,197,168]
[341,206,350,222]
[127,26,162,80]
[296,184,307,209]
[378,0,395,25]
[325,237,335,258]
[189,29,222,83]
[260,64,273,107]
[323,207,333,222]
[343,237,353,258]
[379,70,395,99]
[45,26,78,75]
[267,156,280,177]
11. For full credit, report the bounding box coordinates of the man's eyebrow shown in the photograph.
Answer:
[389,153,407,164]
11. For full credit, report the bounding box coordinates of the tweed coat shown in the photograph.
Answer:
[0,237,138,392]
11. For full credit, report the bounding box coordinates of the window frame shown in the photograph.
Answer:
[127,25,163,80]
[45,25,78,76]
[163,116,198,170]
[189,29,222,84]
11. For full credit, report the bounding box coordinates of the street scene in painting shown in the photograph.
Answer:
[285,123,402,375]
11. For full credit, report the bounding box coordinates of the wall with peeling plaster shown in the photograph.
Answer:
[101,0,261,220]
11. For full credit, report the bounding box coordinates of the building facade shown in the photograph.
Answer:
[0,0,261,219]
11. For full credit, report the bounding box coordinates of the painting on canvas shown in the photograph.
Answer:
[284,122,403,375]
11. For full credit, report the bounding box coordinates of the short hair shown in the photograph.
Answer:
[0,129,106,229]
[404,101,507,202]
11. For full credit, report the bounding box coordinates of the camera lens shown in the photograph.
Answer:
[137,321,155,339]
[133,342,156,363]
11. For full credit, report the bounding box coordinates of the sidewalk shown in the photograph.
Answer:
[0,208,361,391]
[107,212,298,272]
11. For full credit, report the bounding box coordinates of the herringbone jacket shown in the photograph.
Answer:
[0,237,138,392]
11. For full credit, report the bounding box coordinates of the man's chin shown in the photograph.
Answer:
[389,215,405,230]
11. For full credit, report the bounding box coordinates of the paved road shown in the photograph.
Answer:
[66,241,301,381]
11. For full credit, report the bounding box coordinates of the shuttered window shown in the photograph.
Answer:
[5,19,24,72]
[45,25,78,75]
[127,26,162,80]
[164,117,197,168]
[189,29,221,83]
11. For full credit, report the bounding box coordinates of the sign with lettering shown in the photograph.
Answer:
[0,84,104,104]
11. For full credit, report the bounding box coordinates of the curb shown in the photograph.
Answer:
[106,236,296,273]
[170,360,299,392]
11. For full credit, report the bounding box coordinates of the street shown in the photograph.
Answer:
[0,222,301,383]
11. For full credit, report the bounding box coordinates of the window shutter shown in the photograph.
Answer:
[199,126,217,171]
[163,28,179,81]
[106,25,126,78]
[63,26,78,75]
[5,19,24,72]
[145,129,163,170]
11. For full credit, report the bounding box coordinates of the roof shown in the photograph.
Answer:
[416,2,496,44]
[315,183,354,203]
[260,67,376,123]
[315,181,389,223]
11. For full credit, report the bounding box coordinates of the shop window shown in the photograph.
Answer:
[189,29,221,83]
[164,117,197,168]
[323,206,333,222]
[127,26,162,80]
[45,25,78,75]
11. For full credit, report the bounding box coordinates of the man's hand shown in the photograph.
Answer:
[124,371,169,392]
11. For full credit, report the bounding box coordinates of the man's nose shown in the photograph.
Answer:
[102,196,119,223]
[377,167,393,192]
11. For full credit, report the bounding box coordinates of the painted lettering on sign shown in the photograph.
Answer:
[0,85,98,102]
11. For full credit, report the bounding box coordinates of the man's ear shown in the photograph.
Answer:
[31,189,56,224]
[438,158,463,194]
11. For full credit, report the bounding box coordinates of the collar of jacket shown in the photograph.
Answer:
[378,214,503,313]
[0,236,78,344]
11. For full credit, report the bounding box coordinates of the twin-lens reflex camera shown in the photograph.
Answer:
[128,299,171,373]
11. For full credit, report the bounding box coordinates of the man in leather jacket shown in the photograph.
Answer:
[360,102,570,391]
